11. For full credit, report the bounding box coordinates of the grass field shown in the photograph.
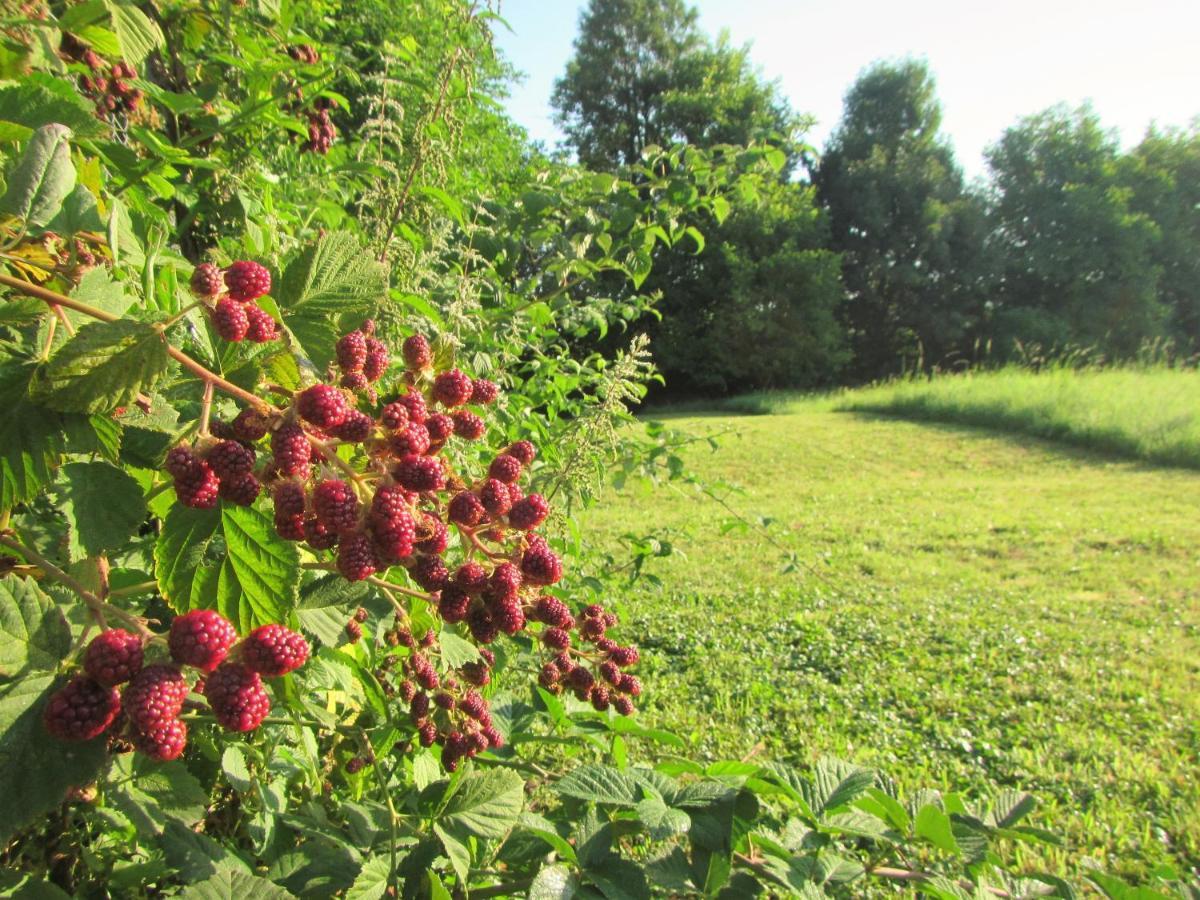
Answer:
[579,387,1200,883]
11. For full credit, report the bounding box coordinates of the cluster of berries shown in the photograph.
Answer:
[333,320,390,399]
[75,50,143,119]
[190,260,280,343]
[44,612,308,761]
[165,407,269,509]
[282,44,336,155]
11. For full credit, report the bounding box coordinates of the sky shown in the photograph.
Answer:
[492,0,1200,180]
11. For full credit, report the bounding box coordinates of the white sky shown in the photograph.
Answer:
[494,0,1200,179]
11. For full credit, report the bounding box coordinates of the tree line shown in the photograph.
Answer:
[550,0,1200,392]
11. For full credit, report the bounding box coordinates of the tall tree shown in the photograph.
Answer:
[814,59,989,378]
[986,106,1164,355]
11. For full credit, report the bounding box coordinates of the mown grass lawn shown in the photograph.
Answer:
[578,396,1200,882]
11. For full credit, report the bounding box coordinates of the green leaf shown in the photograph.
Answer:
[58,461,146,559]
[1087,872,1173,900]
[635,797,690,840]
[431,824,471,884]
[0,363,66,512]
[555,765,641,807]
[0,123,75,227]
[46,183,103,236]
[178,870,297,900]
[0,576,70,678]
[915,804,959,855]
[439,768,524,838]
[296,575,369,646]
[0,675,108,843]
[585,858,650,900]
[989,789,1037,828]
[518,811,577,862]
[529,864,579,900]
[161,820,251,882]
[34,318,170,414]
[221,745,252,792]
[0,80,103,138]
[103,1,164,64]
[439,631,481,668]
[108,754,208,834]
[155,505,300,633]
[807,757,875,817]
[343,856,390,900]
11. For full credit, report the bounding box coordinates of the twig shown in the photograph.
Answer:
[198,379,215,435]
[466,878,535,900]
[366,575,435,603]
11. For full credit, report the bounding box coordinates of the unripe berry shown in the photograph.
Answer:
[169,609,238,672]
[402,334,432,369]
[618,674,641,697]
[297,384,350,429]
[425,413,454,445]
[205,662,270,731]
[272,479,307,517]
[491,596,525,635]
[380,402,410,431]
[469,378,498,405]
[231,408,270,442]
[438,585,471,623]
[330,409,373,442]
[336,330,368,372]
[304,516,339,550]
[487,563,522,603]
[207,439,256,481]
[610,646,639,667]
[455,562,489,593]
[395,454,444,492]
[389,422,431,457]
[506,440,537,465]
[166,445,201,480]
[133,718,188,761]
[432,369,472,407]
[190,262,224,298]
[124,664,188,731]
[447,491,484,526]
[175,463,220,509]
[479,479,512,517]
[241,624,309,676]
[84,629,144,686]
[363,338,389,382]
[313,479,359,532]
[418,720,437,747]
[337,532,377,582]
[218,473,261,506]
[488,454,522,485]
[415,514,448,555]
[224,261,271,302]
[212,297,249,341]
[542,627,571,650]
[467,606,498,644]
[533,595,572,628]
[392,390,428,425]
[275,513,306,541]
[245,303,279,342]
[412,554,449,591]
[43,676,120,741]
[271,423,312,476]
[614,696,635,716]
[590,685,611,711]
[451,410,485,440]
[509,494,550,530]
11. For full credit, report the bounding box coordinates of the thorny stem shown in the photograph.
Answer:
[198,379,215,436]
[107,580,159,599]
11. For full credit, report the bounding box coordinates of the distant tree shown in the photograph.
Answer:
[986,105,1164,356]
[1119,124,1200,349]
[814,59,989,379]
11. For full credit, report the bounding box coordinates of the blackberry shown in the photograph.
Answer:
[205,662,270,732]
[424,413,454,445]
[340,371,371,394]
[415,515,448,554]
[533,595,572,628]
[600,661,621,685]
[617,674,641,697]
[224,261,271,302]
[542,627,571,650]
[491,596,525,635]
[231,408,270,442]
[395,454,444,492]
[393,390,427,425]
[479,478,512,517]
[336,330,368,372]
[313,479,359,532]
[539,663,560,687]
[43,676,121,741]
[590,685,611,712]
[176,463,220,509]
[363,338,389,382]
[218,473,261,506]
[398,680,417,703]
[370,483,411,522]
[469,378,499,405]
[402,334,432,369]
[488,454,522,485]
[567,667,594,692]
[275,513,306,541]
[169,609,238,672]
[272,479,307,517]
[330,410,373,442]
[212,297,249,342]
[432,369,473,407]
[166,445,201,480]
[467,606,498,644]
[245,303,279,342]
[207,440,256,481]
[303,517,339,550]
[132,718,188,761]
[447,491,484,526]
[455,562,489,593]
[451,410,485,440]
[412,554,449,591]
[190,262,224,298]
[337,532,377,582]
[459,691,486,720]
[389,422,431,456]
[508,493,549,530]
[610,646,639,667]
[124,664,188,731]
[614,696,635,716]
[297,384,350,429]
[506,440,537,465]
[345,620,362,643]
[418,721,438,747]
[433,692,455,710]
[379,402,409,431]
[271,423,312,476]
[438,586,471,623]
[242,624,310,676]
[460,660,491,687]
[84,629,144,686]
[487,562,522,603]
[581,617,607,641]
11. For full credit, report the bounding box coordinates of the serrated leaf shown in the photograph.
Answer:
[554,765,640,807]
[103,1,164,64]
[0,576,71,677]
[108,754,207,834]
[440,768,524,838]
[529,864,578,900]
[989,789,1037,828]
[915,804,959,855]
[0,675,108,843]
[34,318,170,414]
[585,857,650,900]
[807,757,875,817]
[161,820,251,882]
[635,797,690,840]
[222,745,252,792]
[431,824,471,883]
[296,574,369,646]
[154,504,221,610]
[0,363,66,511]
[177,870,296,900]
[343,856,390,900]
[0,81,103,138]
[46,182,103,236]
[518,811,577,861]
[439,631,481,668]
[58,461,146,559]
[0,123,75,227]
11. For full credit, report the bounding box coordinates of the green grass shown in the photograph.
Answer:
[837,365,1200,469]
[579,390,1200,883]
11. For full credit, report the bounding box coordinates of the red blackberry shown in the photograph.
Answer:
[245,304,279,342]
[614,696,635,716]
[207,439,256,481]
[567,667,594,692]
[412,554,449,591]
[487,562,523,603]
[336,330,368,372]
[297,384,350,429]
[488,454,522,484]
[313,479,359,532]
[271,423,312,476]
[507,483,524,505]
[395,454,444,492]
[166,445,201,479]
[469,378,499,405]
[231,408,270,442]
[124,664,188,731]
[418,721,437,747]
[212,297,249,341]
[533,595,572,628]
[272,479,307,517]
[617,674,642,697]
[539,663,560,688]
[478,478,512,517]
[241,624,309,676]
[425,413,454,445]
[542,627,571,650]
[363,338,389,382]
[581,617,607,641]
[506,440,537,465]
[415,514,448,554]
[369,483,411,521]
[304,516,339,550]
[461,660,491,687]
[398,680,417,703]
[455,562,489,593]
[590,685,611,712]
[132,718,188,761]
[433,692,455,710]
[438,585,471,623]
[509,494,550,530]
[483,725,504,749]
[224,261,271,302]
[43,676,121,741]
[218,473,261,506]
[380,402,410,431]
[393,390,427,424]
[337,532,377,582]
[84,629,144,687]
[275,513,306,541]
[600,661,621,685]
[447,491,484,526]
[451,411,485,440]
[341,371,370,394]
[169,609,238,672]
[190,262,224,298]
[432,369,473,407]
[402,334,432,369]
[610,646,640,667]
[389,422,431,457]
[467,606,498,644]
[205,663,270,732]
[345,620,362,642]
[491,596,525,635]
[330,410,373,442]
[175,463,220,509]
[459,691,486,720]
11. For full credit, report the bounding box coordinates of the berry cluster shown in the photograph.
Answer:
[165,431,263,510]
[59,35,143,120]
[190,260,279,343]
[283,44,336,155]
[44,614,308,760]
